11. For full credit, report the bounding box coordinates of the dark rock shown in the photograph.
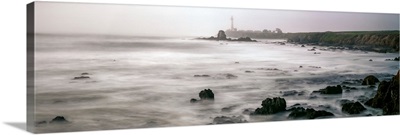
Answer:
[212,115,247,124]
[234,62,240,64]
[318,85,342,94]
[199,89,214,100]
[81,72,89,75]
[194,74,210,77]
[341,101,366,114]
[35,121,47,126]
[288,107,334,119]
[318,104,331,109]
[221,105,238,112]
[280,90,298,96]
[309,66,321,68]
[337,99,353,106]
[217,30,227,40]
[190,98,198,103]
[365,71,399,115]
[252,97,286,115]
[236,37,256,42]
[342,85,357,90]
[355,95,369,103]
[258,68,280,71]
[190,89,215,103]
[369,59,373,61]
[309,95,318,99]
[287,103,304,111]
[361,75,380,85]
[395,57,399,61]
[245,70,254,73]
[224,73,238,79]
[50,116,68,124]
[73,76,90,80]
[280,90,304,96]
[297,91,305,96]
[299,66,303,68]
[291,103,301,107]
[301,45,305,47]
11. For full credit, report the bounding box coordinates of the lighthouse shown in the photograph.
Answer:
[230,16,237,31]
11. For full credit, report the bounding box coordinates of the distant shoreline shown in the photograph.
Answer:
[226,30,399,53]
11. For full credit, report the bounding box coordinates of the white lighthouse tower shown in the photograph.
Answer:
[230,16,237,31]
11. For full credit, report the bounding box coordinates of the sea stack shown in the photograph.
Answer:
[217,30,227,40]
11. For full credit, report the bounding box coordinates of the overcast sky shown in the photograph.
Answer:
[35,1,399,37]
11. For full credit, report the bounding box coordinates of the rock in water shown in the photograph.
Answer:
[217,30,227,40]
[365,71,399,115]
[199,89,214,100]
[81,72,89,75]
[252,97,286,115]
[319,85,342,94]
[190,98,198,103]
[73,76,90,80]
[288,107,334,119]
[35,121,47,127]
[212,115,247,124]
[341,101,366,114]
[361,75,380,85]
[50,116,68,124]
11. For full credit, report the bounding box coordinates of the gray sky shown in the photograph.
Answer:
[35,1,399,37]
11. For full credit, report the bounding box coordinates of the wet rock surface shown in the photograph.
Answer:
[280,90,305,96]
[365,71,399,115]
[198,30,257,42]
[288,107,334,119]
[194,74,210,77]
[81,72,89,75]
[314,85,343,94]
[252,97,286,115]
[245,70,255,73]
[341,101,366,114]
[362,75,379,85]
[221,105,238,113]
[50,116,69,124]
[35,121,47,127]
[73,76,90,80]
[212,115,247,124]
[191,89,215,103]
[190,98,198,103]
[199,89,214,100]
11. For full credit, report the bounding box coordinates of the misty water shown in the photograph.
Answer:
[34,34,399,132]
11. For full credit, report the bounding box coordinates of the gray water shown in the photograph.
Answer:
[33,34,399,133]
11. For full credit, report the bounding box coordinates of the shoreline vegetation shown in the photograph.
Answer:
[224,30,399,53]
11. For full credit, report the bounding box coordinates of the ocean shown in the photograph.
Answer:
[33,34,399,132]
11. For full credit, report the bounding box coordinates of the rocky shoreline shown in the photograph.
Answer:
[197,30,257,42]
[188,71,399,124]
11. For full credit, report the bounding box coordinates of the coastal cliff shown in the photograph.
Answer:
[286,31,399,52]
[226,30,399,52]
